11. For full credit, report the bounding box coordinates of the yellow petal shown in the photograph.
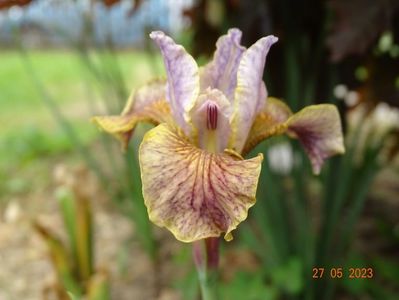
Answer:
[139,123,263,243]
[91,79,173,149]
[242,97,292,156]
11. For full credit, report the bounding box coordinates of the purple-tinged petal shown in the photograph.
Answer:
[287,104,345,174]
[139,123,263,243]
[189,88,233,152]
[91,79,172,150]
[229,35,278,153]
[150,31,199,134]
[242,99,345,173]
[200,28,246,101]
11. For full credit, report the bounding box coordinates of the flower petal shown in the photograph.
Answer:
[150,31,199,134]
[242,97,292,156]
[200,28,246,101]
[229,35,278,153]
[91,79,172,149]
[189,88,233,152]
[286,104,345,174]
[255,81,268,113]
[243,100,345,174]
[139,123,263,243]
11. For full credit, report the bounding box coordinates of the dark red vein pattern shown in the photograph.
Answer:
[139,123,263,242]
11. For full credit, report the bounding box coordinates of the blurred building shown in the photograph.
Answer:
[0,0,194,48]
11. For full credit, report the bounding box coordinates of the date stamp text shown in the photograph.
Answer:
[312,267,373,279]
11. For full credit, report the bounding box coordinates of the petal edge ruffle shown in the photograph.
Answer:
[139,123,263,242]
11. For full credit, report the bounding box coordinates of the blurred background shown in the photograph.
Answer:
[0,0,398,299]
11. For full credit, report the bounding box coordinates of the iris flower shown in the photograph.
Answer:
[92,29,345,243]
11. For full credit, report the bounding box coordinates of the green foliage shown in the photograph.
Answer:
[270,257,304,295]
[35,185,109,300]
[0,126,76,167]
[220,272,278,300]
[6,42,165,259]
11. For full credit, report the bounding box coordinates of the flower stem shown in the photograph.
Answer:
[193,238,220,300]
[197,268,218,300]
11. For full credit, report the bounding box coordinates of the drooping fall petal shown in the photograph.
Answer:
[200,28,245,101]
[242,99,345,174]
[150,31,199,134]
[229,35,278,153]
[91,79,172,149]
[287,104,345,174]
[139,123,263,243]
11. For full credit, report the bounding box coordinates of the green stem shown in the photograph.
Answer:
[255,144,291,263]
[340,147,381,255]
[197,269,218,300]
[323,154,378,300]
[193,238,220,300]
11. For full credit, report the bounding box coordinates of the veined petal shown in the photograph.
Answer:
[242,97,292,156]
[139,123,263,243]
[91,79,172,149]
[190,88,233,152]
[150,31,199,134]
[229,35,278,153]
[200,28,246,101]
[243,99,345,174]
[286,104,345,174]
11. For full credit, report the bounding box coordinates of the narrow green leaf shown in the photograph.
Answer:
[87,271,111,300]
[34,222,82,296]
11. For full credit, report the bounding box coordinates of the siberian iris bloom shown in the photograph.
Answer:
[92,29,345,243]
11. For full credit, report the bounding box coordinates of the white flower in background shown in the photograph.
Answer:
[333,84,359,107]
[347,101,399,165]
[370,103,399,146]
[345,91,360,107]
[333,84,348,100]
[267,142,294,175]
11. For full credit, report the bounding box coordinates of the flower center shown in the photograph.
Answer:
[206,103,218,130]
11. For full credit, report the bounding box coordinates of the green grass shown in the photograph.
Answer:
[0,50,164,202]
[0,50,164,132]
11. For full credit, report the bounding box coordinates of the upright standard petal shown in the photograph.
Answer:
[150,31,199,134]
[91,79,172,149]
[189,88,233,152]
[139,123,263,243]
[255,81,268,114]
[286,105,345,174]
[229,35,278,153]
[200,28,246,101]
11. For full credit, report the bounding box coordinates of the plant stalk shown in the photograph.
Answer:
[193,238,220,300]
